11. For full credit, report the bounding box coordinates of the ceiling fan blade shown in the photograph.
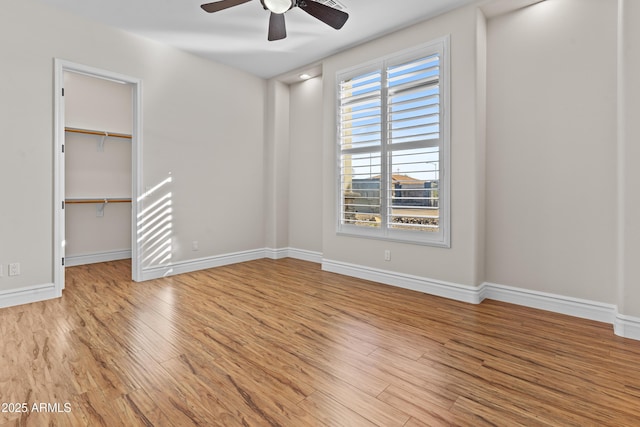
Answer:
[268,12,287,41]
[298,0,349,30]
[201,0,252,13]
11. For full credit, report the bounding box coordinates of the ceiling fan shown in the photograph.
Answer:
[201,0,349,41]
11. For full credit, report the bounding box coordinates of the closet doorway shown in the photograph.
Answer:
[54,60,142,291]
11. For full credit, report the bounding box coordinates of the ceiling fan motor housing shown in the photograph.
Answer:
[260,0,294,13]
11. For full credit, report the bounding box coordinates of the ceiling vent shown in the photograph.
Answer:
[314,0,346,11]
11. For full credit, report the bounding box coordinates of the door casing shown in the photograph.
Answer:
[53,59,143,290]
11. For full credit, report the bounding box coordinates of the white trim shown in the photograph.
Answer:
[53,59,144,295]
[320,258,619,325]
[320,259,640,341]
[130,71,144,283]
[614,313,640,340]
[0,247,321,309]
[266,248,323,263]
[65,250,132,267]
[286,248,323,263]
[482,282,617,324]
[53,59,65,291]
[485,282,640,341]
[0,283,60,309]
[6,241,640,342]
[142,248,323,281]
[140,249,267,281]
[265,248,290,260]
[322,259,483,304]
[335,36,451,248]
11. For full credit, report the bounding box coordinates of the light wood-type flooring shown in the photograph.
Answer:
[1,258,640,426]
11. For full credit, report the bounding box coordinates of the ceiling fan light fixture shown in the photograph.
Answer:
[202,0,349,42]
[263,0,293,14]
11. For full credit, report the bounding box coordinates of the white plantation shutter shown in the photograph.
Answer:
[387,52,441,233]
[339,70,383,227]
[338,39,449,246]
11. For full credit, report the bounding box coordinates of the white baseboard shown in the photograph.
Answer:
[266,247,323,263]
[322,259,484,304]
[66,250,131,267]
[487,283,640,341]
[140,251,640,342]
[140,248,267,281]
[143,247,323,281]
[17,247,639,342]
[1,247,320,309]
[482,282,617,324]
[265,247,290,260]
[320,259,639,341]
[0,283,60,309]
[615,314,640,340]
[289,248,323,263]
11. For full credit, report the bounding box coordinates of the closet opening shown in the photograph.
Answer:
[53,60,142,291]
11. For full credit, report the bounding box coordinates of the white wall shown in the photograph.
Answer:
[619,0,640,318]
[264,80,291,252]
[485,0,618,303]
[288,77,324,254]
[64,71,132,134]
[321,5,486,287]
[286,0,639,335]
[0,0,265,294]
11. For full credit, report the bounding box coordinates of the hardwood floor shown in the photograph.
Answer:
[1,258,640,426]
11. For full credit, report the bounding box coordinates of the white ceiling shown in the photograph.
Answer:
[34,0,479,79]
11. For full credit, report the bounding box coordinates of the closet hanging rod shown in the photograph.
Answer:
[65,127,132,139]
[65,198,132,205]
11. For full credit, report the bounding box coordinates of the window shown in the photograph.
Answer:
[337,38,450,247]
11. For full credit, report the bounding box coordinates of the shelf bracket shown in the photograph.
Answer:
[97,132,108,152]
[96,200,107,217]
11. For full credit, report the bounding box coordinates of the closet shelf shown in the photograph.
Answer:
[65,127,132,140]
[65,198,132,205]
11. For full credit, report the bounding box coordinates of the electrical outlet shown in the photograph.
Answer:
[0,264,3,277]
[192,241,199,251]
[8,263,20,276]
[384,250,391,261]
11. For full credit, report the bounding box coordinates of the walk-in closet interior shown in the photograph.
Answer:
[63,72,133,268]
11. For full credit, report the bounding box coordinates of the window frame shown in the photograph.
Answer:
[335,37,451,247]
